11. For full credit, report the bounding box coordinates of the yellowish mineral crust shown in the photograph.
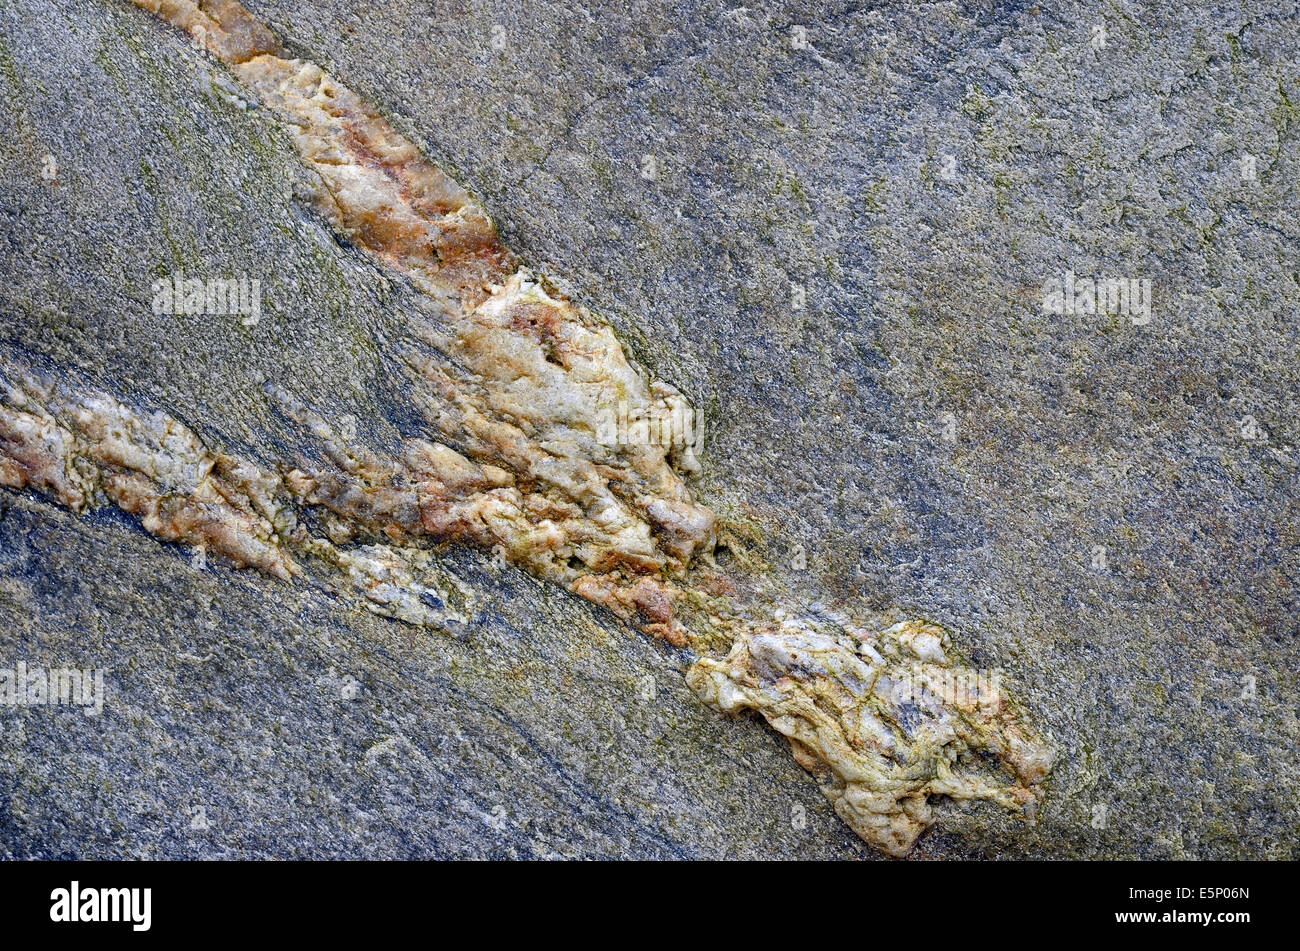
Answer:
[0,0,1057,855]
[688,616,1053,856]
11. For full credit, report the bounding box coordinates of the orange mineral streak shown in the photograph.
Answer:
[129,0,713,644]
[129,0,283,64]
[0,370,298,581]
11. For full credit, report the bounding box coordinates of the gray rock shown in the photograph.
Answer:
[0,0,1295,858]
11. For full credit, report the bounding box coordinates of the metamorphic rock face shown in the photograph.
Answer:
[0,0,1056,856]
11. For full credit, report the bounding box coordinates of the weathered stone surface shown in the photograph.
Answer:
[0,0,1296,858]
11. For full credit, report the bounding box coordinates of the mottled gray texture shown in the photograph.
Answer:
[0,0,1296,858]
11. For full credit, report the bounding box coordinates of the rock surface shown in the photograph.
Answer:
[0,0,1296,858]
